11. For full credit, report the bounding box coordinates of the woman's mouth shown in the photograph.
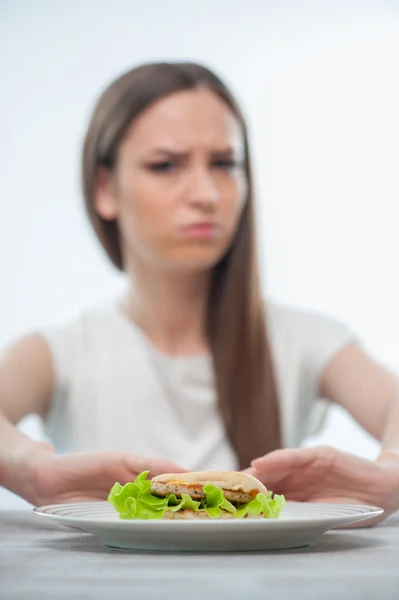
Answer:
[181,222,220,239]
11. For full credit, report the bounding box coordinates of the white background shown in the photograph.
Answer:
[1,0,398,507]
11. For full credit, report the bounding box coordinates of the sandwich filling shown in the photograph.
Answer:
[108,470,285,520]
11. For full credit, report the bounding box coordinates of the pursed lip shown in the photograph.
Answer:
[180,221,221,238]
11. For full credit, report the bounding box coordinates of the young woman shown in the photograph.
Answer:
[1,62,399,521]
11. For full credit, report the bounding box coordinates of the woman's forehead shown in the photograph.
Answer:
[124,89,244,153]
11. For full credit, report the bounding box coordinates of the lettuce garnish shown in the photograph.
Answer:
[108,471,285,520]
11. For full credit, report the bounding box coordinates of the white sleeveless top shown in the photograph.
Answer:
[42,301,355,470]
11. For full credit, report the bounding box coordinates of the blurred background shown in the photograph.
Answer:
[1,0,398,507]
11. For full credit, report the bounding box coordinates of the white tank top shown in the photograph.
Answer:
[41,301,355,470]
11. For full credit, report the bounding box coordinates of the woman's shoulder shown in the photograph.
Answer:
[266,299,350,331]
[265,299,357,355]
[39,299,143,386]
[42,302,116,341]
[40,298,139,359]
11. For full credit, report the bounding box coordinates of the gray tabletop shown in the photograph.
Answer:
[1,509,399,600]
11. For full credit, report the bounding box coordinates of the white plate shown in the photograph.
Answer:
[33,501,383,551]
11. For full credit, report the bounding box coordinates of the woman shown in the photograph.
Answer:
[1,62,399,521]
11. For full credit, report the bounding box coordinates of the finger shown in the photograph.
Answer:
[249,448,325,487]
[251,446,334,470]
[241,467,256,475]
[250,449,302,472]
[147,461,190,477]
[125,455,189,477]
[241,467,288,491]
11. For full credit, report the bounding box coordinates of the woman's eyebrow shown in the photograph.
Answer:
[149,148,189,159]
[148,146,239,159]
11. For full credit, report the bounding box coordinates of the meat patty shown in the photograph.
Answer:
[150,481,256,504]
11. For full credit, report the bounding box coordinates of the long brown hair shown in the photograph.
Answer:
[81,62,281,469]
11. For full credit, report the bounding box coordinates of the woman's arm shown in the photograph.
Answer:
[320,342,399,451]
[249,342,399,522]
[0,334,56,502]
[0,333,54,424]
[0,334,188,505]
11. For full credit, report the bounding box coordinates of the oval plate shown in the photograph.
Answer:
[33,501,383,551]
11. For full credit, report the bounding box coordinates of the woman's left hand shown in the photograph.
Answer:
[246,446,399,525]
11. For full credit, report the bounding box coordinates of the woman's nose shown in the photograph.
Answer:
[185,167,219,210]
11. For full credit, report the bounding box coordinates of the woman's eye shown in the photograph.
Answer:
[148,161,175,172]
[212,160,240,171]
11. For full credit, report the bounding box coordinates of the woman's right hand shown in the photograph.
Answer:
[25,447,187,506]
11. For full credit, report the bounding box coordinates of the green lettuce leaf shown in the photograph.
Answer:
[108,471,285,520]
[235,490,286,519]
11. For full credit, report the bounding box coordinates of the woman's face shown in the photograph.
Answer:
[96,88,247,272]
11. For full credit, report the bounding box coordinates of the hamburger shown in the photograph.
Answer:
[108,470,285,520]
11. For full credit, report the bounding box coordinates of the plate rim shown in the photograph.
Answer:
[33,501,384,526]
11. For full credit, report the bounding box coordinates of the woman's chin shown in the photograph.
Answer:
[164,256,224,274]
[157,246,228,273]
